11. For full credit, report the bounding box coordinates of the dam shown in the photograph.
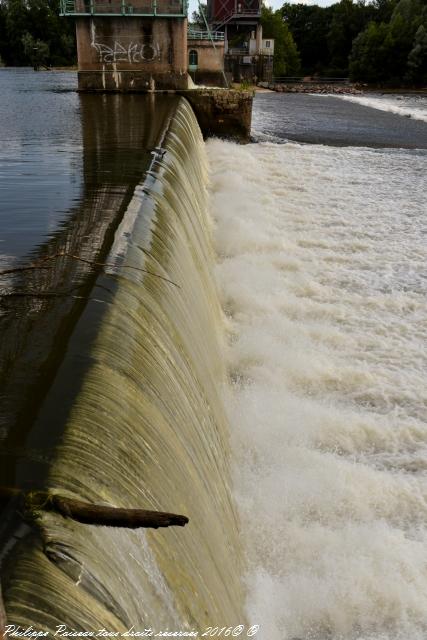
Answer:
[2,67,427,640]
[0,77,244,634]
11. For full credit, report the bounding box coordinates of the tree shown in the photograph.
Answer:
[261,6,300,77]
[327,0,373,75]
[281,3,334,74]
[0,0,76,66]
[349,21,393,81]
[190,3,207,29]
[349,0,427,83]
[3,0,30,65]
[407,24,427,82]
[21,31,50,68]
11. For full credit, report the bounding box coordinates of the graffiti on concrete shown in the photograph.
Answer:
[92,40,161,63]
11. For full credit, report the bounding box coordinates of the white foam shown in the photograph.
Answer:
[208,139,427,639]
[330,93,427,123]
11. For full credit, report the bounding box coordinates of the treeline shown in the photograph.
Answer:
[0,0,425,83]
[0,0,76,67]
[262,0,426,85]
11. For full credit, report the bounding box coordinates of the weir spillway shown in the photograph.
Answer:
[0,96,244,630]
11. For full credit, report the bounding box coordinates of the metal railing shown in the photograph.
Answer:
[60,0,187,16]
[188,29,225,40]
[227,47,249,55]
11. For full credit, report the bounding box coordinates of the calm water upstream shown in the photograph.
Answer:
[1,70,427,639]
[0,69,179,488]
[0,69,79,264]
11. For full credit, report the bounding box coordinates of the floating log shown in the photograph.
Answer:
[0,488,188,529]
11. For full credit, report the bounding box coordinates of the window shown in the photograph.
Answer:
[265,40,270,48]
[189,50,198,66]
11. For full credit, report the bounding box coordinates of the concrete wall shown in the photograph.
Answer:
[187,39,224,72]
[76,16,189,90]
[187,38,226,87]
[178,89,252,141]
[225,53,273,83]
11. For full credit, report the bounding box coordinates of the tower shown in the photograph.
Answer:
[60,0,189,90]
[207,0,261,55]
[207,0,266,81]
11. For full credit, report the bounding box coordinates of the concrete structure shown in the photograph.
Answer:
[61,0,253,139]
[76,17,188,90]
[179,88,252,140]
[207,0,261,56]
[249,36,274,56]
[224,28,274,84]
[62,0,190,90]
[206,0,273,82]
[187,30,226,87]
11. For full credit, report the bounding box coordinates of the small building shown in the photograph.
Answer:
[206,0,273,82]
[249,36,274,56]
[187,29,226,87]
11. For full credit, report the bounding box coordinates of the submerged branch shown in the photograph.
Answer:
[0,252,180,288]
[0,488,189,529]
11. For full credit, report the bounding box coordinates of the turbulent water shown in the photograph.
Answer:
[333,93,427,123]
[208,113,427,638]
[2,70,427,639]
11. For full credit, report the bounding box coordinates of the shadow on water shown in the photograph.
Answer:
[0,88,244,630]
[0,92,179,496]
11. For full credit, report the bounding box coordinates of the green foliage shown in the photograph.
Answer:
[281,0,426,84]
[348,0,427,83]
[327,0,374,75]
[22,32,50,68]
[407,24,427,82]
[190,2,207,29]
[349,21,392,81]
[261,6,300,77]
[281,2,335,74]
[0,0,76,66]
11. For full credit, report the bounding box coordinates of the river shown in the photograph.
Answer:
[209,91,427,639]
[1,69,427,639]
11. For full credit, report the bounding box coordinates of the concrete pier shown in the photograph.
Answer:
[65,4,253,139]
[178,88,253,141]
[76,16,189,90]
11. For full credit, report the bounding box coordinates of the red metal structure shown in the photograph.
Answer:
[208,0,260,25]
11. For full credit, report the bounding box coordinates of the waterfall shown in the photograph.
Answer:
[2,98,244,631]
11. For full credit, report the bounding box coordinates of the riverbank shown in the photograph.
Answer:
[258,81,362,95]
[258,82,427,96]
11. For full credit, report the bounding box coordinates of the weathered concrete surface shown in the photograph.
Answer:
[187,38,224,72]
[78,69,188,91]
[187,38,226,88]
[178,89,253,141]
[76,16,188,90]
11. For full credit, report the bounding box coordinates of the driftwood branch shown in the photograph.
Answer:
[0,488,188,529]
[47,495,189,529]
[0,252,180,288]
